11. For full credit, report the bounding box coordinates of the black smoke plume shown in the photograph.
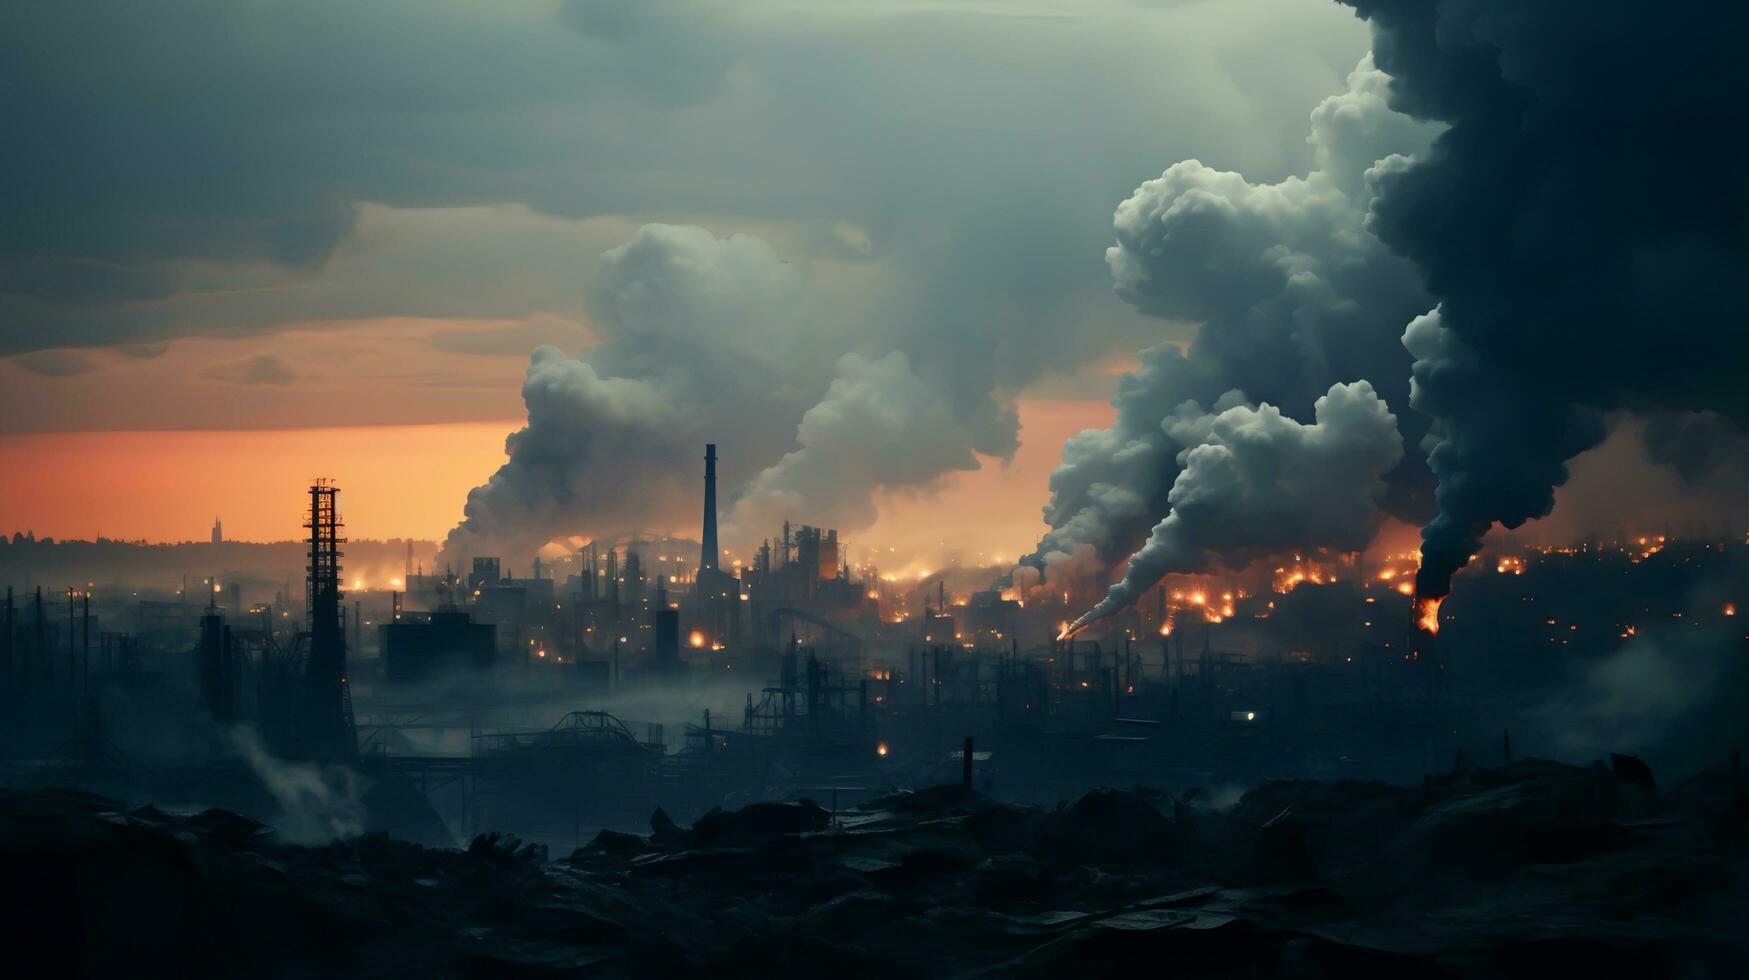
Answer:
[1344,0,1749,598]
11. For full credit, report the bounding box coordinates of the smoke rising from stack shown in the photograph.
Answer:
[443,224,1006,561]
[1027,56,1437,602]
[1064,381,1403,636]
[1340,0,1749,599]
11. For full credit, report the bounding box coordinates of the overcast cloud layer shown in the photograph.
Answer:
[2,0,1367,359]
[3,0,1381,554]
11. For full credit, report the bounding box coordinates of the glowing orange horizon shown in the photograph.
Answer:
[0,421,517,543]
[0,397,1116,562]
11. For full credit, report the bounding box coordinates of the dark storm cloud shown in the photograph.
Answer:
[1341,0,1749,599]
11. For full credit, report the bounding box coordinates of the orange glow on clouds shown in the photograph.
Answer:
[861,397,1113,566]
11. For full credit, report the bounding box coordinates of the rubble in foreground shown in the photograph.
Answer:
[4,758,1746,978]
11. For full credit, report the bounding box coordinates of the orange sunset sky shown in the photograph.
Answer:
[0,398,1115,564]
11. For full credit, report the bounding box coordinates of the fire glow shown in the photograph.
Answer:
[1415,595,1444,636]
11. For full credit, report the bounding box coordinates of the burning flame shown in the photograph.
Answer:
[689,630,706,648]
[875,742,889,757]
[1415,595,1444,635]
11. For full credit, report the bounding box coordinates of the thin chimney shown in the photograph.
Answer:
[700,443,720,573]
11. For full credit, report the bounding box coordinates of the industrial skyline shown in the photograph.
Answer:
[2,2,1746,973]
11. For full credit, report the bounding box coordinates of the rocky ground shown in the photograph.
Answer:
[4,757,1746,978]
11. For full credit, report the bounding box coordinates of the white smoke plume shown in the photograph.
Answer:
[1065,380,1403,635]
[229,727,366,845]
[1026,57,1438,590]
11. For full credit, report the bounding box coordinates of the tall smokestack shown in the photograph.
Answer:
[701,443,720,573]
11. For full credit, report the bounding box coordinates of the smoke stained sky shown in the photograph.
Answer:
[1345,0,1749,598]
[0,398,1115,557]
[3,1,1742,567]
[1,0,1376,554]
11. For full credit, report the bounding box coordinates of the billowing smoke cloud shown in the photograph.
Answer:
[1066,380,1402,635]
[444,345,695,560]
[445,225,821,559]
[443,224,996,561]
[1342,0,1749,599]
[726,350,984,537]
[1028,56,1438,589]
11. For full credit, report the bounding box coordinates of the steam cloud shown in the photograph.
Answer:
[1029,56,1437,596]
[1341,0,1749,598]
[229,727,366,845]
[1065,380,1403,635]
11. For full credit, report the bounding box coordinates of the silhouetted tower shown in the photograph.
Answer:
[211,518,223,546]
[199,609,236,722]
[695,445,738,638]
[624,545,644,604]
[701,443,720,573]
[606,547,620,606]
[303,480,354,760]
[654,579,680,670]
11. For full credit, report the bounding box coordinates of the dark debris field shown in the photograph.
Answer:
[5,758,1747,978]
